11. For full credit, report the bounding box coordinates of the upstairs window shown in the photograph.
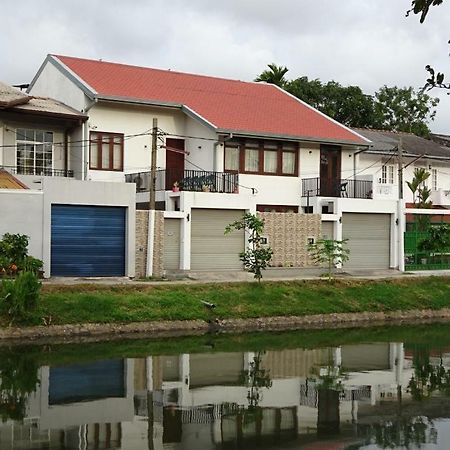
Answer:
[225,139,298,176]
[432,168,438,191]
[381,164,394,184]
[16,129,53,175]
[90,131,124,171]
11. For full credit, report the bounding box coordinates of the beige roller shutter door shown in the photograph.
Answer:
[164,219,181,270]
[191,209,245,270]
[321,222,334,240]
[342,213,391,269]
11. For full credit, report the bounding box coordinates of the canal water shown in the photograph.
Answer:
[2,323,450,449]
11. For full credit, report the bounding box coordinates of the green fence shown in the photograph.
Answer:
[404,216,450,271]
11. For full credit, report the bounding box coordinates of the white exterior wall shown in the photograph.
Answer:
[0,190,44,261]
[184,116,217,171]
[359,153,450,205]
[28,59,89,112]
[0,178,135,277]
[299,143,320,179]
[86,103,187,182]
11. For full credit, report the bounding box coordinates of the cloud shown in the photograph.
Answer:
[1,0,449,132]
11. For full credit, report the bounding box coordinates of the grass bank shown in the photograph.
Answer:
[2,276,448,327]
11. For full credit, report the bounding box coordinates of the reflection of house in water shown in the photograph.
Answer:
[2,342,450,449]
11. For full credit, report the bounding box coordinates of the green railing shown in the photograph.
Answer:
[404,218,450,271]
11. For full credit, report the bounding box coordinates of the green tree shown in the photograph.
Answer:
[256,67,438,135]
[374,86,439,137]
[255,63,289,88]
[308,239,350,281]
[225,213,273,282]
[286,77,376,127]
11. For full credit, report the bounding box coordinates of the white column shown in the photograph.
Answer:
[146,210,155,276]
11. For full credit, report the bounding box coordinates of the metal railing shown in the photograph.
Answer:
[0,165,74,178]
[301,177,372,199]
[126,169,239,194]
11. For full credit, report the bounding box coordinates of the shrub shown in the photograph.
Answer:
[0,271,41,322]
[0,233,43,277]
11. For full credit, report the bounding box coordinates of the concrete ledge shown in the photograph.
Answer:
[2,308,450,346]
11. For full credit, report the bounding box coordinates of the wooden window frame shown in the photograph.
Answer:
[225,138,299,177]
[89,131,124,171]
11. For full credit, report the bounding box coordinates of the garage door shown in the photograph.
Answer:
[51,205,126,276]
[164,219,181,270]
[191,209,245,270]
[342,213,391,269]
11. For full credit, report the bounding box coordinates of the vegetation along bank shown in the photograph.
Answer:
[0,276,449,340]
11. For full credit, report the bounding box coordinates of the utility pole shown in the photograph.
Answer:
[398,136,403,201]
[397,136,405,271]
[149,118,158,210]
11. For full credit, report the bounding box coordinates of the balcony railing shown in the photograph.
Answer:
[125,169,239,194]
[302,177,372,199]
[0,165,74,177]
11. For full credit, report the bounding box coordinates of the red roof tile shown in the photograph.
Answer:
[55,55,367,144]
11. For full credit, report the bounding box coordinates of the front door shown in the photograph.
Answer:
[320,145,341,196]
[165,138,185,190]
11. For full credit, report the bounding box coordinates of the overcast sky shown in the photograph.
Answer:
[2,0,450,132]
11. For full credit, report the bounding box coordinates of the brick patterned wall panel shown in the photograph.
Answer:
[135,210,149,278]
[258,212,321,268]
[153,211,165,277]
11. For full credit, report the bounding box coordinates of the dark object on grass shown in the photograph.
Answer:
[201,300,216,310]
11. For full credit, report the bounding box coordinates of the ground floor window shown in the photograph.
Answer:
[16,129,53,175]
[257,204,299,213]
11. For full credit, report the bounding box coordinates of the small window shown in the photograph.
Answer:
[381,165,394,184]
[432,168,438,191]
[89,131,124,171]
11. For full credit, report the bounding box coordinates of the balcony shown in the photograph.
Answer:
[0,165,74,177]
[301,177,372,199]
[125,169,239,194]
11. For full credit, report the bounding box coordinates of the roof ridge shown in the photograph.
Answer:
[53,54,272,88]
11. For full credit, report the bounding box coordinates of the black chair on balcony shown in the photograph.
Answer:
[339,181,348,198]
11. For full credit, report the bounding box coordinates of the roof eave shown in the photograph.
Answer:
[365,149,450,161]
[216,128,371,147]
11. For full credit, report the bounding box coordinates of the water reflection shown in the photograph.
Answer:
[2,334,450,449]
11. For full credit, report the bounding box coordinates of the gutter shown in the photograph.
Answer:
[81,98,98,180]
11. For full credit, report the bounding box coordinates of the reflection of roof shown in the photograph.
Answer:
[0,80,86,121]
[48,55,368,145]
[0,169,28,189]
[353,128,450,160]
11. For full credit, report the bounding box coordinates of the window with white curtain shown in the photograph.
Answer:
[224,146,239,171]
[245,148,259,172]
[263,150,277,173]
[282,151,295,175]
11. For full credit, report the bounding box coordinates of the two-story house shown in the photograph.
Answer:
[27,55,417,272]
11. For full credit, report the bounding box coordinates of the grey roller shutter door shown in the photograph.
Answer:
[191,209,245,270]
[164,219,181,270]
[342,213,391,269]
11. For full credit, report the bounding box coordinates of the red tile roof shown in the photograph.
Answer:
[54,55,367,144]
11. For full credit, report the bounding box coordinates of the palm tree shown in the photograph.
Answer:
[255,63,289,88]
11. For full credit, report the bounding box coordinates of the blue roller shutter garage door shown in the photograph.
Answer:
[51,205,126,276]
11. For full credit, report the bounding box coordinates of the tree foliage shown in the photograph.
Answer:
[225,213,273,282]
[254,63,289,88]
[255,66,439,136]
[308,239,350,281]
